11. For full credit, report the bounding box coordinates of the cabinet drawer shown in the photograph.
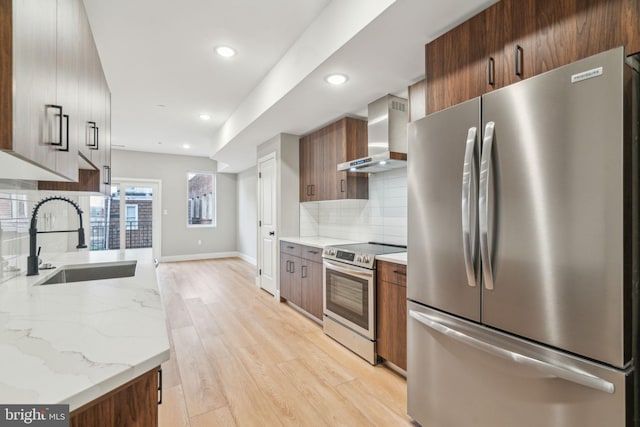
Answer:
[377,261,407,286]
[280,241,301,257]
[301,245,322,263]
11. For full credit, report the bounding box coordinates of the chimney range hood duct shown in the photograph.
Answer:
[337,94,408,173]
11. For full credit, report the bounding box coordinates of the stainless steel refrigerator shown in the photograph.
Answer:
[407,46,639,426]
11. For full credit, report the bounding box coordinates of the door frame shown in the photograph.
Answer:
[111,177,162,260]
[257,151,278,299]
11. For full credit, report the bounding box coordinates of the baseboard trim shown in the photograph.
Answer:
[160,251,240,263]
[237,253,257,266]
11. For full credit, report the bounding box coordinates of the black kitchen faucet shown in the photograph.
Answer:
[27,196,87,276]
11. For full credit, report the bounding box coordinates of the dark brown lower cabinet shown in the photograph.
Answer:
[70,367,160,427]
[301,259,323,320]
[377,261,407,370]
[279,242,323,322]
[280,253,301,306]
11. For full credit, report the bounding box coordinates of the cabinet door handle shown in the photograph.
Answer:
[301,265,307,278]
[47,104,63,147]
[286,260,290,273]
[306,185,311,196]
[87,121,97,148]
[269,231,275,236]
[103,165,111,185]
[487,57,495,86]
[310,184,315,196]
[290,261,295,274]
[340,179,345,193]
[157,367,163,404]
[57,114,70,152]
[95,126,99,150]
[515,44,523,77]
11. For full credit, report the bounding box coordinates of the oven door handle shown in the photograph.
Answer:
[323,259,374,280]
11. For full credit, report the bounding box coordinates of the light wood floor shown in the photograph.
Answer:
[157,258,414,427]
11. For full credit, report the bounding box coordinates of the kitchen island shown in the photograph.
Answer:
[0,248,169,420]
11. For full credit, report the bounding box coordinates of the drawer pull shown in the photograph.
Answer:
[393,270,407,275]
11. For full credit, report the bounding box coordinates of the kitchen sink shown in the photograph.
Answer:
[38,260,137,285]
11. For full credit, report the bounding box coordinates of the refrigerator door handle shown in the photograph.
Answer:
[461,126,478,287]
[409,310,615,394]
[479,121,495,290]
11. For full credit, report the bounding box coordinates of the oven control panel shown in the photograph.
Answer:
[336,251,355,262]
[322,247,376,269]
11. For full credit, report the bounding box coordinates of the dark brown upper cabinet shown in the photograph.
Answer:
[426,0,640,114]
[299,117,368,202]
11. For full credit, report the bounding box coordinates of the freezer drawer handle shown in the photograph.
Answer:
[409,310,615,394]
[462,126,478,287]
[479,121,495,290]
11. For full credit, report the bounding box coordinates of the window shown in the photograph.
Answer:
[187,173,215,227]
[125,204,139,230]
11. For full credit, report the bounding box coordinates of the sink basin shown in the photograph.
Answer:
[38,260,137,285]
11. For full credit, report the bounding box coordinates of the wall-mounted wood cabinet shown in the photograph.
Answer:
[80,8,112,195]
[279,241,323,321]
[426,0,640,114]
[1,0,110,191]
[299,117,368,202]
[3,0,79,180]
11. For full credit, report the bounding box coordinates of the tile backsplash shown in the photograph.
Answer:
[0,180,96,283]
[300,168,407,245]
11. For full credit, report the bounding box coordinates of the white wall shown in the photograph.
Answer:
[299,167,407,245]
[236,166,257,264]
[112,150,237,261]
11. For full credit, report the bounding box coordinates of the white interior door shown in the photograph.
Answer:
[258,153,277,296]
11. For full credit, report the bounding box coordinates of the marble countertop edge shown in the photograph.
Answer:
[0,248,170,412]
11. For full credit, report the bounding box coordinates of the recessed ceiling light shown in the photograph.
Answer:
[216,46,236,58]
[199,114,211,120]
[182,144,191,149]
[325,73,348,85]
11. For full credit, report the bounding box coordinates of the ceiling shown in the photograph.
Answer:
[84,0,495,173]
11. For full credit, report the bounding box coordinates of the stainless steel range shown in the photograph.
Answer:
[322,242,406,364]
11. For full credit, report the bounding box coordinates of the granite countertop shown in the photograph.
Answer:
[279,236,364,248]
[0,248,169,411]
[376,252,408,265]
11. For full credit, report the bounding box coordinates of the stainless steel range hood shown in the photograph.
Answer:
[337,94,408,173]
